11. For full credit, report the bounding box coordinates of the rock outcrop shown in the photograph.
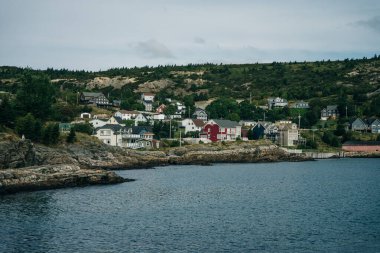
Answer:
[0,140,37,169]
[0,164,129,194]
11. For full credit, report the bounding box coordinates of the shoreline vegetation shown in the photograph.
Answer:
[1,137,379,195]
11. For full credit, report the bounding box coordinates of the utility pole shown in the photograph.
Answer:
[169,118,172,139]
[346,106,348,118]
[298,113,301,129]
[76,92,79,105]
[179,129,182,147]
[250,92,252,104]
[264,112,266,122]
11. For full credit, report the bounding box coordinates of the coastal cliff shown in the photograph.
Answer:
[0,139,129,194]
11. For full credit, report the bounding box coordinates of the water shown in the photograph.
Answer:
[1,159,380,252]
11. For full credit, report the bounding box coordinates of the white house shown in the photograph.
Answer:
[267,97,288,109]
[114,110,139,120]
[181,119,205,134]
[106,116,124,125]
[94,124,125,146]
[141,93,155,102]
[153,113,166,120]
[141,93,155,112]
[192,108,208,121]
[134,113,148,125]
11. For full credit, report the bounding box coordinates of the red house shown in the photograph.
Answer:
[201,119,242,142]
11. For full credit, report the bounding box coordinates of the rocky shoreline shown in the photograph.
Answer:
[0,164,130,195]
[0,139,311,194]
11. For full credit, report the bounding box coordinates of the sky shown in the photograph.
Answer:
[1,0,380,71]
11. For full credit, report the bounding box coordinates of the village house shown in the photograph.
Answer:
[267,97,288,109]
[350,118,367,132]
[369,118,380,133]
[201,119,241,142]
[114,110,140,120]
[152,113,166,120]
[277,123,300,147]
[290,100,309,109]
[141,93,155,112]
[106,116,124,125]
[94,124,124,146]
[134,113,148,125]
[239,120,257,127]
[321,105,339,120]
[181,118,205,134]
[192,108,208,121]
[59,123,71,133]
[121,126,155,149]
[156,104,166,114]
[93,124,156,149]
[80,92,111,107]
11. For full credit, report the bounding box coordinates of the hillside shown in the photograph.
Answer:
[1,56,380,123]
[1,57,379,108]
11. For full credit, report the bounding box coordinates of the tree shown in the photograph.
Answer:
[164,104,177,116]
[0,96,14,128]
[42,123,60,145]
[227,113,240,122]
[247,128,254,140]
[66,128,76,143]
[15,113,39,141]
[15,73,55,120]
[239,100,256,120]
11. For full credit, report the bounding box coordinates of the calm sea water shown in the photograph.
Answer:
[0,159,380,252]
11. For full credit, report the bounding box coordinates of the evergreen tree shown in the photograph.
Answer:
[15,113,36,140]
[15,73,55,120]
[0,96,14,128]
[66,128,76,143]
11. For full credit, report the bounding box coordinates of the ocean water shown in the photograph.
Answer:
[0,159,379,252]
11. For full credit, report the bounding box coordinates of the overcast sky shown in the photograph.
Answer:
[1,0,380,70]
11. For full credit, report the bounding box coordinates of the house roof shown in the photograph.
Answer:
[326,105,338,110]
[82,92,104,98]
[193,108,207,115]
[143,93,155,96]
[95,124,124,132]
[343,141,380,146]
[119,110,139,114]
[367,118,380,125]
[212,119,240,128]
[350,118,367,125]
[132,126,153,134]
[192,119,205,127]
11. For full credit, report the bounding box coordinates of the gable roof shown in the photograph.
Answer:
[350,118,367,126]
[132,126,153,134]
[95,124,124,132]
[193,108,207,115]
[212,119,240,128]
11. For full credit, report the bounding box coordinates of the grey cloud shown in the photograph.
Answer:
[136,39,174,59]
[354,16,380,33]
[194,37,205,44]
